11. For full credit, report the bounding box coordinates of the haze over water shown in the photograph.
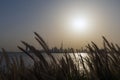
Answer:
[0,0,120,51]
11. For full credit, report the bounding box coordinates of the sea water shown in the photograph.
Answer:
[0,52,88,67]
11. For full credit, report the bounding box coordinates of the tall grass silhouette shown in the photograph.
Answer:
[0,32,119,80]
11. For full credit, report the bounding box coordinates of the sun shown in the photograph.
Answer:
[71,17,88,33]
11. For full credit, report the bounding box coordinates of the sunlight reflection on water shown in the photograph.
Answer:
[0,52,88,68]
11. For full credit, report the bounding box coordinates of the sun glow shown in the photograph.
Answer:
[70,17,89,33]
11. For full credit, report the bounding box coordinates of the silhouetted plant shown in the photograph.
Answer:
[0,32,119,80]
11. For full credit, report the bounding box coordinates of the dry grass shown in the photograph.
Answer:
[0,32,119,80]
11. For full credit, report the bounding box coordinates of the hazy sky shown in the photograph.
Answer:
[0,0,120,51]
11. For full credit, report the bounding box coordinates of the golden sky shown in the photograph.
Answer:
[0,0,120,51]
